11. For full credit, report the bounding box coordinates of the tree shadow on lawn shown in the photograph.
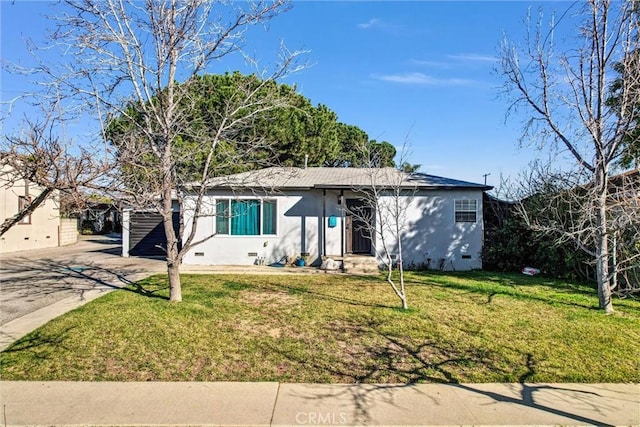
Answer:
[253,280,399,310]
[124,277,170,300]
[267,316,481,384]
[265,317,494,423]
[405,271,603,311]
[414,270,597,294]
[2,325,75,352]
[0,326,76,371]
[49,261,170,301]
[267,317,617,426]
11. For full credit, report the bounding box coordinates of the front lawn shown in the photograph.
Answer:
[1,271,638,383]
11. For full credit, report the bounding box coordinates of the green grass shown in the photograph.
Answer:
[1,271,639,383]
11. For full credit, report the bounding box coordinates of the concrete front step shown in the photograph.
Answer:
[342,255,379,275]
[344,268,379,275]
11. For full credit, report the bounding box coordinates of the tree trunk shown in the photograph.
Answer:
[164,198,182,302]
[164,209,182,302]
[386,254,408,310]
[397,232,408,310]
[161,141,182,302]
[611,231,618,292]
[596,237,613,314]
[399,286,408,310]
[164,211,182,302]
[167,259,182,302]
[596,176,614,314]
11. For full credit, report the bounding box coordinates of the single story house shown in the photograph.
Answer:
[176,167,491,270]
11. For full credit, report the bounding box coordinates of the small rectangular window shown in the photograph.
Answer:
[216,200,229,235]
[262,200,277,235]
[455,199,477,223]
[18,196,32,224]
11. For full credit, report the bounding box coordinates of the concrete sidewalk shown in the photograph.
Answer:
[0,381,638,426]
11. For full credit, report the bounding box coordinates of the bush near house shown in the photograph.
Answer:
[483,213,594,281]
[483,171,640,295]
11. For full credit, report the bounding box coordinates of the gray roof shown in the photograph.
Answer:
[201,167,491,191]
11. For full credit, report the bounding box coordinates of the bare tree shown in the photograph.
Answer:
[19,0,305,301]
[348,145,416,309]
[500,0,639,313]
[1,114,110,236]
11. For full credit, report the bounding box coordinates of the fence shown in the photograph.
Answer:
[59,218,79,246]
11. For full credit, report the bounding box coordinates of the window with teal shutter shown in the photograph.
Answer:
[263,200,277,234]
[231,200,260,235]
[215,199,277,236]
[216,200,229,234]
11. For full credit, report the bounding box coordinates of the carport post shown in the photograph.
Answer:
[122,209,131,257]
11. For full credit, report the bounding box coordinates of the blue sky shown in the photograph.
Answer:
[0,1,576,187]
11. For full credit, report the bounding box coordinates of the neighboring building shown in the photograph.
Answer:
[80,201,122,234]
[0,165,78,253]
[166,167,490,270]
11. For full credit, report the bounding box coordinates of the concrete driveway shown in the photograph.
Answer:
[0,234,165,326]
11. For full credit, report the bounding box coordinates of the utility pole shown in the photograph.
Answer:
[483,172,491,186]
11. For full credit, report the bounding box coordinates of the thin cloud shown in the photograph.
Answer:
[409,59,453,69]
[357,18,380,29]
[411,53,497,69]
[447,53,497,63]
[373,72,476,86]
[357,18,404,33]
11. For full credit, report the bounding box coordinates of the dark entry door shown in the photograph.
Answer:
[345,199,372,254]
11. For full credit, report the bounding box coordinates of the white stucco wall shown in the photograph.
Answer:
[182,189,339,266]
[376,189,484,270]
[323,189,344,257]
[181,188,485,270]
[0,168,61,253]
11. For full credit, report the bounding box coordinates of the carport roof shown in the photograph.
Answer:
[195,167,492,191]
